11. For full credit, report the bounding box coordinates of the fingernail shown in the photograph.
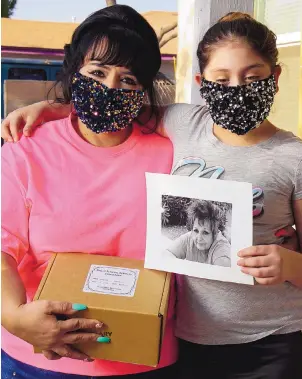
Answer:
[97,337,111,343]
[8,137,13,142]
[72,303,87,311]
[96,323,103,329]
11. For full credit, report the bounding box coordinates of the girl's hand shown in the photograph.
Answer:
[1,101,71,143]
[1,102,46,142]
[237,245,297,285]
[8,300,104,361]
[276,226,299,251]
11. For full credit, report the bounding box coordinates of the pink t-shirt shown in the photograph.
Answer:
[1,116,177,376]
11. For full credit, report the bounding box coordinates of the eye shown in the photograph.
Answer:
[245,75,260,82]
[193,228,199,234]
[88,70,105,78]
[121,77,138,86]
[203,231,210,236]
[215,78,229,84]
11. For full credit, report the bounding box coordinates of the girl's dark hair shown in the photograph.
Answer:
[54,5,161,126]
[197,12,278,74]
[186,200,222,235]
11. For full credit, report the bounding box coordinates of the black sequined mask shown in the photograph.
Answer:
[71,72,145,134]
[200,75,277,135]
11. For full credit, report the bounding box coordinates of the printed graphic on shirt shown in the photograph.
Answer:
[172,157,224,179]
[172,157,264,218]
[253,187,264,217]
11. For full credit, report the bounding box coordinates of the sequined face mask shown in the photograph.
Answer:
[71,72,145,134]
[199,75,277,135]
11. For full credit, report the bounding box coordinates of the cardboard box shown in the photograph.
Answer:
[34,253,171,367]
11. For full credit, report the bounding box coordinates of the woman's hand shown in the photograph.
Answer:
[8,300,104,361]
[237,244,300,285]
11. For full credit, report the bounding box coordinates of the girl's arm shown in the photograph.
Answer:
[1,103,195,142]
[238,200,302,288]
[2,102,162,142]
[2,101,71,142]
[287,199,302,287]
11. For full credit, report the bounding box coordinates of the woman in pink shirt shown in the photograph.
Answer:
[1,5,177,378]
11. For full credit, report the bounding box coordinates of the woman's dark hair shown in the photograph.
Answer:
[197,12,279,74]
[186,200,222,235]
[54,5,161,126]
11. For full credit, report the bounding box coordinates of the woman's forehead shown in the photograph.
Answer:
[193,218,212,228]
[83,61,134,74]
[85,38,109,61]
[83,37,132,70]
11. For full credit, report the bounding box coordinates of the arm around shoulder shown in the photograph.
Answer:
[1,100,72,142]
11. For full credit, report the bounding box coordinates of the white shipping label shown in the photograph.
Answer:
[83,265,140,297]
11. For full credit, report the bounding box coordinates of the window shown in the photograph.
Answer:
[8,67,47,81]
[255,0,302,46]
[254,0,302,136]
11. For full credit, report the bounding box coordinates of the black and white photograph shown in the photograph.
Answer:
[161,196,232,267]
[145,173,254,285]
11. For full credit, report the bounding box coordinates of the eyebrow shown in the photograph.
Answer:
[89,62,134,75]
[212,63,265,72]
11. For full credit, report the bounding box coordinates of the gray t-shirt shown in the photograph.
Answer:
[166,231,231,266]
[163,103,302,345]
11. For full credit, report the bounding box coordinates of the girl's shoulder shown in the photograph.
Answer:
[270,129,302,166]
[164,103,208,123]
[162,103,210,140]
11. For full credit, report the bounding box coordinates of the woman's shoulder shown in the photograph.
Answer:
[212,232,231,251]
[2,117,70,162]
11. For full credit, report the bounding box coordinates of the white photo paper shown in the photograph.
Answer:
[145,173,254,285]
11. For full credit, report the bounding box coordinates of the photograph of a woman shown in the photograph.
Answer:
[162,198,232,267]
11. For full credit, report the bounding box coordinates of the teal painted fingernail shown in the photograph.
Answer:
[97,337,111,343]
[72,303,87,311]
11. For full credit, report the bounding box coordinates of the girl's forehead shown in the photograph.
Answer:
[206,41,269,72]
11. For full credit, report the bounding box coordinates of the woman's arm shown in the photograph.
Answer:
[1,144,103,360]
[1,252,104,360]
[1,253,27,328]
[165,233,189,259]
[2,101,71,142]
